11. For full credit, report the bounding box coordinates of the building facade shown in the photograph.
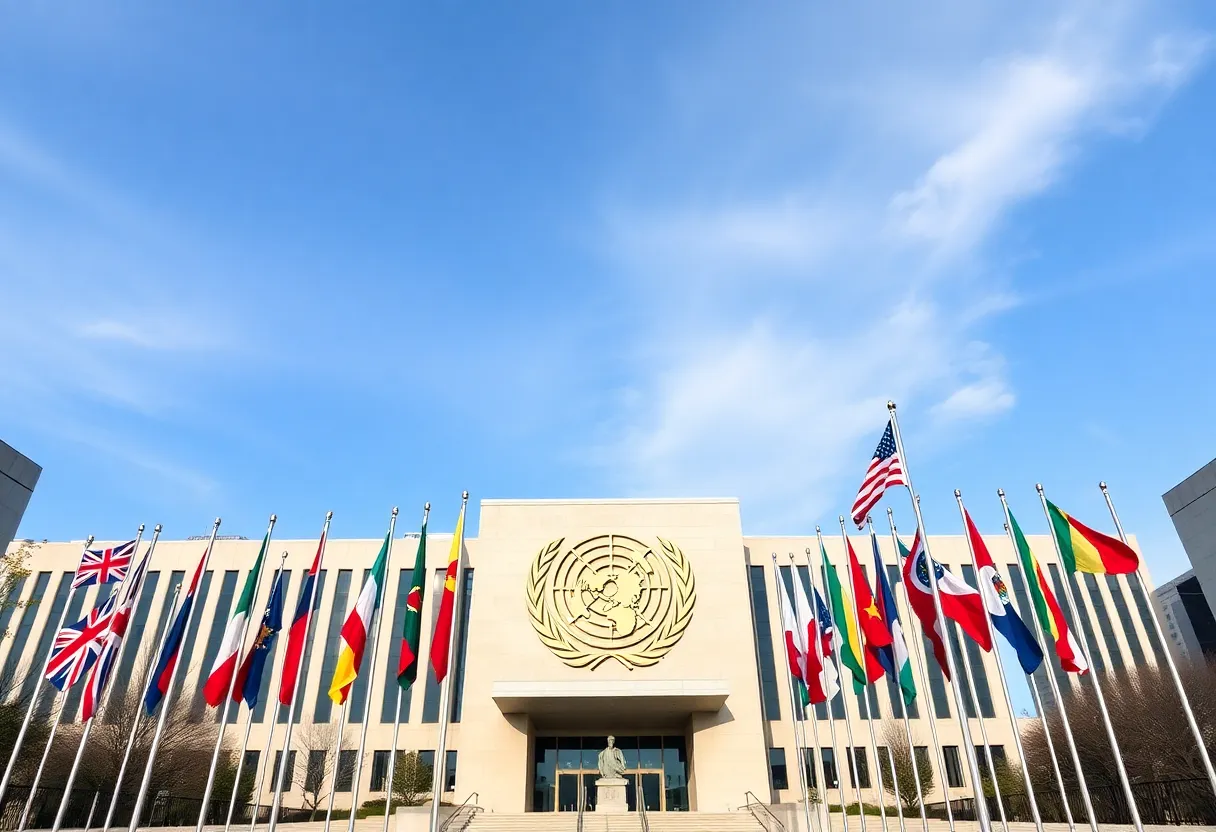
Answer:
[1153,569,1216,661]
[0,439,40,556]
[1164,458,1216,623]
[0,498,1165,816]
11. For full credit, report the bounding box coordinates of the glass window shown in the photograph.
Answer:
[922,628,951,719]
[821,748,839,790]
[1106,575,1147,667]
[616,736,640,770]
[1084,574,1124,670]
[914,747,932,787]
[639,736,662,769]
[1126,573,1166,663]
[445,750,458,792]
[304,750,326,794]
[418,750,435,777]
[1006,563,1060,708]
[30,573,75,714]
[173,570,215,709]
[533,738,557,812]
[451,569,474,722]
[275,750,298,791]
[6,572,51,704]
[958,566,996,718]
[768,747,789,791]
[314,570,352,723]
[943,746,964,788]
[663,736,689,811]
[847,748,870,789]
[195,570,239,721]
[803,748,816,789]
[382,568,414,724]
[283,570,326,723]
[990,745,1007,772]
[748,566,782,721]
[336,750,357,792]
[1050,564,1104,673]
[0,570,30,652]
[557,738,581,770]
[242,751,260,790]
[371,751,391,792]
[422,569,447,722]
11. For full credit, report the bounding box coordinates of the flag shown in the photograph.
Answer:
[46,595,117,691]
[778,572,811,707]
[794,572,840,704]
[145,549,206,714]
[1046,499,1140,575]
[233,565,286,707]
[899,534,952,681]
[902,530,992,651]
[848,537,892,684]
[823,544,868,691]
[203,531,271,706]
[872,535,916,706]
[329,531,391,704]
[430,501,466,683]
[280,529,327,706]
[963,508,1044,675]
[851,422,906,528]
[82,543,153,721]
[73,540,135,589]
[396,515,429,690]
[1008,508,1088,674]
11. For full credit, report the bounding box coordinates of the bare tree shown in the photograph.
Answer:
[292,719,353,817]
[0,541,36,640]
[391,752,433,807]
[881,720,934,812]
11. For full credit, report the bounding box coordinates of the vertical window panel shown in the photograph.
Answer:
[1127,575,1166,664]
[821,749,839,789]
[35,574,84,716]
[958,565,995,718]
[1084,574,1123,670]
[5,572,50,703]
[451,569,474,723]
[381,568,413,724]
[314,570,352,723]
[1107,575,1147,667]
[283,570,326,723]
[748,565,782,721]
[172,571,215,708]
[943,746,964,788]
[422,569,446,723]
[847,747,870,789]
[768,747,789,791]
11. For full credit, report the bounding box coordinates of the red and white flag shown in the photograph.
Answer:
[850,422,906,528]
[901,530,993,678]
[203,534,270,706]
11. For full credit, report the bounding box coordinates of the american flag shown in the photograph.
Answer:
[72,540,135,589]
[82,547,153,721]
[850,421,906,528]
[45,596,118,691]
[813,587,835,659]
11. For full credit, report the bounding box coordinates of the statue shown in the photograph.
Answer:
[597,736,628,780]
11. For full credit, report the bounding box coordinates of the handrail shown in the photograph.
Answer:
[437,792,482,832]
[742,790,785,832]
[576,775,585,832]
[635,772,650,832]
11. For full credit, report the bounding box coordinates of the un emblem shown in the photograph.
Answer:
[526,534,696,670]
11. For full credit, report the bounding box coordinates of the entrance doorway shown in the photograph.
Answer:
[531,736,689,812]
[556,771,597,812]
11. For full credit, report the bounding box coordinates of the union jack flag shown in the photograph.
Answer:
[82,547,153,721]
[73,540,135,589]
[46,595,118,691]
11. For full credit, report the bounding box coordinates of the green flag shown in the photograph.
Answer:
[822,544,867,692]
[395,516,429,690]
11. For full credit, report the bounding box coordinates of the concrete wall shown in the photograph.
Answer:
[0,439,40,555]
[1164,458,1216,628]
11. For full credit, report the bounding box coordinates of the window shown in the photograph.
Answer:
[0,569,29,640]
[32,574,76,715]
[418,750,436,780]
[451,570,475,722]
[1084,573,1124,670]
[282,571,326,723]
[371,751,392,792]
[108,571,167,719]
[196,570,239,721]
[942,746,964,788]
[423,570,447,722]
[1127,575,1166,663]
[768,748,789,791]
[242,751,261,790]
[1107,575,1146,666]
[304,750,326,794]
[914,747,932,785]
[847,748,870,789]
[748,566,782,721]
[274,751,297,791]
[6,572,51,705]
[315,570,353,722]
[803,748,816,788]
[336,750,357,792]
[821,749,839,790]
[382,568,415,723]
[173,571,215,704]
[445,750,458,792]
[990,745,1007,773]
[921,629,951,719]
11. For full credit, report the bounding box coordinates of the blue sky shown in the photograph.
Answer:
[3,0,1216,600]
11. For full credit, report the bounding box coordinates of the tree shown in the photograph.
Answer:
[0,541,36,639]
[881,720,934,812]
[391,752,434,807]
[292,719,353,818]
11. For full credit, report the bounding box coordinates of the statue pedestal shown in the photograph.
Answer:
[595,778,628,813]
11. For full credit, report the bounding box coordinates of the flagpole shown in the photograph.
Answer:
[884,745,906,832]
[53,525,159,832]
[126,518,222,832]
[773,554,816,832]
[818,529,868,832]
[197,515,277,832]
[795,552,831,832]
[268,511,333,832]
[0,534,95,808]
[886,510,952,832]
[1036,483,1144,832]
[867,518,929,832]
[428,492,469,832]
[103,582,181,832]
[1098,481,1216,799]
[383,503,431,832]
[885,403,990,832]
[838,517,890,832]
[323,701,350,831]
[810,535,852,832]
[955,491,1043,832]
[997,492,1095,832]
[247,702,281,832]
[227,550,291,832]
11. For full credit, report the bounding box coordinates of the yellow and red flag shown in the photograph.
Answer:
[1046,500,1140,575]
[429,499,467,683]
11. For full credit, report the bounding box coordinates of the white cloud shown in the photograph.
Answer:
[931,379,1016,422]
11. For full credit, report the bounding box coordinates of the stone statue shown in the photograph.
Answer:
[597,736,628,780]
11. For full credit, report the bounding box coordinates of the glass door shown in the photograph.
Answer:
[556,771,597,812]
[626,771,663,811]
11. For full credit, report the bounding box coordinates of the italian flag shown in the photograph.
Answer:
[1046,500,1140,575]
[329,532,391,705]
[202,532,270,707]
[1009,509,1089,674]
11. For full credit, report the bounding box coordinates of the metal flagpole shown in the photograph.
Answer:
[795,552,831,832]
[0,535,95,808]
[837,517,890,832]
[1036,483,1144,832]
[197,515,277,832]
[884,746,906,832]
[1099,481,1216,799]
[18,692,68,830]
[1022,640,1075,829]
[886,510,951,832]
[345,508,399,832]
[103,583,181,832]
[428,492,470,832]
[268,511,333,832]
[997,491,1095,832]
[885,403,990,832]
[955,491,1043,832]
[127,518,223,832]
[53,525,159,832]
[383,503,431,832]
[810,536,852,832]
[773,554,817,832]
[226,550,290,832]
[323,702,350,830]
[818,529,868,832]
[247,702,281,832]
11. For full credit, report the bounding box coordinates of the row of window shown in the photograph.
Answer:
[747,559,1164,724]
[766,744,1006,792]
[0,566,475,727]
[258,749,458,793]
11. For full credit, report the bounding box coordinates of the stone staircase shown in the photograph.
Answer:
[464,811,763,832]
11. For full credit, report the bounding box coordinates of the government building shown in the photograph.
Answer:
[1,498,1164,824]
